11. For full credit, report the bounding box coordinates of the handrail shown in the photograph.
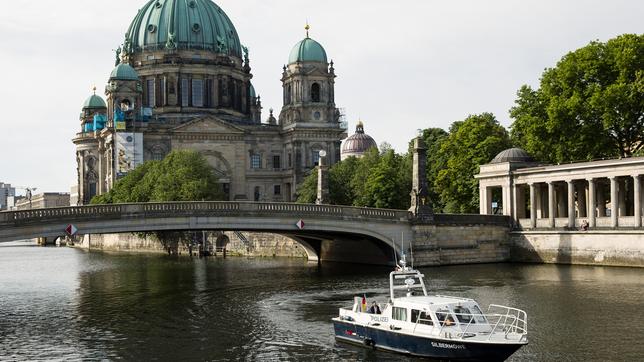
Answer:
[0,201,412,226]
[433,306,527,341]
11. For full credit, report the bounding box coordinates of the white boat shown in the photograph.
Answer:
[332,257,528,361]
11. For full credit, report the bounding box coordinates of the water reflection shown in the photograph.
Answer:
[0,243,643,361]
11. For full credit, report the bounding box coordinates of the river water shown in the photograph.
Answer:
[0,241,642,361]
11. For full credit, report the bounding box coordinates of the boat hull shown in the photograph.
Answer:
[333,320,524,361]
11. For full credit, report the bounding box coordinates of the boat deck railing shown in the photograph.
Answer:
[431,305,527,342]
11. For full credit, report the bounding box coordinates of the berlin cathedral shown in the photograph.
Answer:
[72,0,372,204]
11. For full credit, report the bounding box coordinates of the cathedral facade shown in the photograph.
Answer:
[73,0,347,205]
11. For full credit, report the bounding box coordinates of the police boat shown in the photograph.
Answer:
[332,256,528,361]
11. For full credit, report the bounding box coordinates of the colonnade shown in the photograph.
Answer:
[514,175,643,229]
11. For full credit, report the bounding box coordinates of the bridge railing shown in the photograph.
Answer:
[0,201,411,226]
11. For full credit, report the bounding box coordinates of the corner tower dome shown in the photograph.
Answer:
[125,0,242,58]
[288,25,327,64]
[82,93,107,110]
[110,63,139,81]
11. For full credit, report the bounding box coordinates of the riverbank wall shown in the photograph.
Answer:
[510,230,644,267]
[411,215,511,266]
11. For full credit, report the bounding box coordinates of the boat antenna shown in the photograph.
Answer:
[410,233,415,269]
[391,235,398,268]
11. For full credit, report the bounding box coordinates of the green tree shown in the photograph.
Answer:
[91,150,224,253]
[364,149,409,209]
[296,156,361,205]
[511,34,644,163]
[436,113,511,213]
[92,150,224,204]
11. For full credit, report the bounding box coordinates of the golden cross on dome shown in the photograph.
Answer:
[305,23,310,38]
[92,86,97,95]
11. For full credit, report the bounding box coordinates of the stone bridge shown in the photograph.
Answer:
[0,201,512,265]
[0,202,415,264]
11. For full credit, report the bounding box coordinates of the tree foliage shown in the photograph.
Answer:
[91,150,225,253]
[297,148,411,210]
[435,113,511,213]
[92,150,224,204]
[511,34,644,163]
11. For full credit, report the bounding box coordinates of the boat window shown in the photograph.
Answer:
[470,305,487,323]
[411,309,433,326]
[453,306,474,324]
[392,307,407,321]
[435,308,456,326]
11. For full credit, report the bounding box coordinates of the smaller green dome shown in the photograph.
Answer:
[82,94,107,109]
[289,37,327,64]
[249,83,256,98]
[110,63,139,81]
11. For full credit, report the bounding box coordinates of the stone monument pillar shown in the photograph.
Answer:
[409,135,433,222]
[316,150,329,205]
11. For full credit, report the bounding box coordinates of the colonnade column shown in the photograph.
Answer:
[610,176,618,228]
[529,183,537,229]
[567,180,575,229]
[634,175,642,228]
[548,182,555,228]
[587,178,596,228]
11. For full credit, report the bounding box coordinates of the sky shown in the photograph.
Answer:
[0,0,642,195]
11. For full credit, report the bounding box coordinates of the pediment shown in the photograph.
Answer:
[172,116,246,134]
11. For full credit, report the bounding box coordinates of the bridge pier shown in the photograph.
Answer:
[37,236,59,246]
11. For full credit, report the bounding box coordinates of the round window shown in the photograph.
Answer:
[192,23,201,32]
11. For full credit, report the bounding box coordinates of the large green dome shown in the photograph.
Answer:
[289,37,328,64]
[125,0,242,57]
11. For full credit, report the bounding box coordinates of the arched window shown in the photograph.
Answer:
[311,83,320,102]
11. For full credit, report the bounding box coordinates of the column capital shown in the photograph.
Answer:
[632,174,641,179]
[586,177,595,182]
[565,179,574,185]
[609,175,619,181]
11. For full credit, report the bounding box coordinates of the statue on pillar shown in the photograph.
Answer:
[409,135,434,222]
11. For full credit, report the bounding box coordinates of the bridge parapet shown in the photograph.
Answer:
[0,202,411,227]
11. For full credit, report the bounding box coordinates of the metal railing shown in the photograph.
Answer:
[432,305,527,342]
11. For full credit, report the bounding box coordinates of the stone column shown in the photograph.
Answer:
[408,136,433,221]
[634,175,642,228]
[548,182,555,228]
[316,151,329,205]
[503,184,512,216]
[567,180,575,229]
[529,183,537,229]
[479,184,487,215]
[588,178,596,228]
[610,176,618,228]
